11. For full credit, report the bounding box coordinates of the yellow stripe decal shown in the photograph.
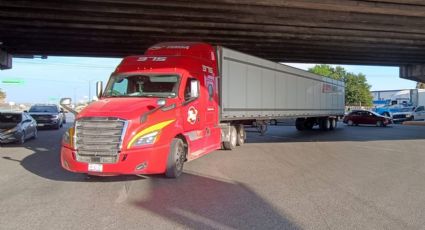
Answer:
[127,119,175,149]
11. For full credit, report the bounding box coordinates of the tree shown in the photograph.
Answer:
[0,88,5,103]
[416,82,425,89]
[308,64,373,106]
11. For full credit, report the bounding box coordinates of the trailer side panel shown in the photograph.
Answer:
[218,47,345,121]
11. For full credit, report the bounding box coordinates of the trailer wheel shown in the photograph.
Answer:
[236,125,246,146]
[223,126,237,150]
[303,119,314,130]
[295,118,305,131]
[320,118,331,131]
[165,138,186,178]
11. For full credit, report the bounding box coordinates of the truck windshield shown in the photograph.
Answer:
[104,74,180,98]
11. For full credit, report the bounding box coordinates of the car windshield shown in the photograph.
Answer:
[399,107,414,112]
[369,111,382,116]
[104,74,180,98]
[29,106,58,113]
[0,113,22,124]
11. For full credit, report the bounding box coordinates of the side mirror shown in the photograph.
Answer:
[157,99,166,107]
[96,81,103,98]
[60,98,72,106]
[60,98,78,116]
[190,79,199,98]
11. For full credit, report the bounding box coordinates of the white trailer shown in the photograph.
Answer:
[217,46,345,132]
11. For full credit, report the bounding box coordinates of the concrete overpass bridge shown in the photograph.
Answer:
[1,0,425,82]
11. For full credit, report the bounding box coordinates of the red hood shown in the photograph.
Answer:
[78,98,159,119]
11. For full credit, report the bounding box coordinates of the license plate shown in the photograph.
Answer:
[37,124,44,127]
[88,163,103,172]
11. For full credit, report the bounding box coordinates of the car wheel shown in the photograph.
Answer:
[165,138,186,178]
[376,120,383,127]
[347,120,353,126]
[19,131,26,144]
[270,119,277,126]
[32,129,38,139]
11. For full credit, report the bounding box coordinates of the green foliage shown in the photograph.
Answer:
[416,82,425,89]
[308,64,373,106]
[0,88,5,102]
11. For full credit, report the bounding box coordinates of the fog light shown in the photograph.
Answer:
[136,162,147,170]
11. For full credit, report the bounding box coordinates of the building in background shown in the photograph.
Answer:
[371,89,411,107]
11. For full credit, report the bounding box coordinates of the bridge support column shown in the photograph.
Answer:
[0,49,12,70]
[400,64,425,83]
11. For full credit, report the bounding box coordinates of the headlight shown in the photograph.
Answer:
[62,127,75,148]
[4,127,18,134]
[132,131,160,147]
[52,115,59,119]
[405,114,412,117]
[127,119,175,149]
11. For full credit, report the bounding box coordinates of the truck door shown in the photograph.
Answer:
[203,74,220,151]
[182,77,204,158]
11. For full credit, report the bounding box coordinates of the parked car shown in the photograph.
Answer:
[28,104,65,129]
[343,110,392,127]
[392,106,425,122]
[0,112,37,144]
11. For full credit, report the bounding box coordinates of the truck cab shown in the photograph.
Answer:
[61,42,221,177]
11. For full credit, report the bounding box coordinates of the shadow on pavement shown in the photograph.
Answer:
[134,173,301,230]
[0,124,143,182]
[247,123,425,143]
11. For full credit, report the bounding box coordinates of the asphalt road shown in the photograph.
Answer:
[1,121,425,230]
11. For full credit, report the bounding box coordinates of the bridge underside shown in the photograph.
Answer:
[1,0,425,81]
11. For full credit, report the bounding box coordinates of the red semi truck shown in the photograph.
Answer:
[60,42,345,178]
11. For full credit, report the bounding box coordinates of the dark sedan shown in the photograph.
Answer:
[0,112,37,144]
[343,110,392,127]
[28,104,65,129]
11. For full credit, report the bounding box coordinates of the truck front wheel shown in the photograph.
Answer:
[165,138,186,178]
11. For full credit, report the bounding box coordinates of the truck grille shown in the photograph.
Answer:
[75,117,127,163]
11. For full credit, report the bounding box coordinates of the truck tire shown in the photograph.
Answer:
[165,138,186,178]
[303,119,314,130]
[320,118,331,131]
[236,125,245,146]
[295,118,305,131]
[223,126,237,150]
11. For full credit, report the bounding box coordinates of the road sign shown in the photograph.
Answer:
[1,78,25,85]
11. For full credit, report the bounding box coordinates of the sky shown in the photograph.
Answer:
[0,57,417,104]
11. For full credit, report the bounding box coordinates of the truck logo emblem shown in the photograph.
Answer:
[187,106,198,125]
